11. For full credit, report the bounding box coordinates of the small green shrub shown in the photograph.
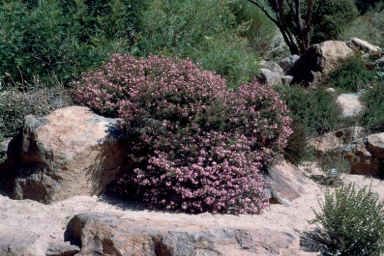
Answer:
[309,183,384,256]
[323,55,377,93]
[283,119,314,165]
[276,85,342,136]
[360,81,384,132]
[0,77,73,137]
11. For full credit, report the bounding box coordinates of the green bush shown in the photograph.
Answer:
[283,119,314,165]
[323,55,377,93]
[276,85,342,136]
[135,0,260,88]
[360,81,384,132]
[310,0,359,44]
[309,183,384,256]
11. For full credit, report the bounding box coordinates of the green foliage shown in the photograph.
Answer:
[323,55,377,93]
[283,119,314,165]
[0,0,147,86]
[136,0,260,88]
[276,85,342,136]
[354,0,384,14]
[231,0,277,57]
[309,183,384,256]
[0,77,73,137]
[360,81,384,132]
[310,0,359,44]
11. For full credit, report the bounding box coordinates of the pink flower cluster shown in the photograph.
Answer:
[72,54,292,214]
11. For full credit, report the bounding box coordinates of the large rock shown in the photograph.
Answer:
[65,212,301,256]
[266,160,311,206]
[344,133,384,176]
[287,41,354,86]
[10,106,125,204]
[345,37,381,53]
[310,127,364,158]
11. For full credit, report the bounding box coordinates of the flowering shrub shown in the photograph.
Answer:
[72,54,292,214]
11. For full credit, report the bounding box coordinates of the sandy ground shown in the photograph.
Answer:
[1,171,384,255]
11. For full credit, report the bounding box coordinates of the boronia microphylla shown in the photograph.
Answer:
[72,54,292,214]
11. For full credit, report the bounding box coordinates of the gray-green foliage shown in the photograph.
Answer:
[309,183,384,256]
[136,0,260,88]
[0,77,73,137]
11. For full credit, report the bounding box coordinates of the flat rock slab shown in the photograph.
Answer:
[266,160,311,206]
[65,212,301,256]
[0,229,39,256]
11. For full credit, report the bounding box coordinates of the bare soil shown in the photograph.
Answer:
[1,170,383,255]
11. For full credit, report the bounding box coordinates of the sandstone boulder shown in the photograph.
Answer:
[65,212,301,256]
[266,160,311,206]
[345,37,381,53]
[309,127,364,158]
[10,106,125,204]
[344,133,384,176]
[287,41,354,86]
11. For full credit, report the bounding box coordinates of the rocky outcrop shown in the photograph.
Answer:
[344,133,384,176]
[287,41,354,86]
[8,106,126,204]
[345,37,381,53]
[65,212,301,256]
[309,127,364,158]
[266,160,311,206]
